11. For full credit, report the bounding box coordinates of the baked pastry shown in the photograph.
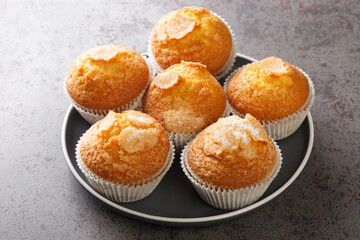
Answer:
[77,110,174,202]
[150,6,234,77]
[226,57,314,139]
[65,44,151,124]
[142,61,227,147]
[181,114,282,210]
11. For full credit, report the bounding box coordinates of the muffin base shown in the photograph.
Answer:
[76,136,175,202]
[224,64,315,140]
[181,140,282,210]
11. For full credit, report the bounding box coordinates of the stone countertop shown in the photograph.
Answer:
[1,0,359,239]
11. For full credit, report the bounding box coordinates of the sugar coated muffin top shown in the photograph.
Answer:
[187,114,277,189]
[66,44,149,109]
[79,110,170,184]
[142,61,226,133]
[227,57,309,121]
[150,6,232,74]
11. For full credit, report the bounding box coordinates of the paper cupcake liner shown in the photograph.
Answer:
[64,54,156,125]
[223,99,232,118]
[147,10,236,80]
[223,63,315,140]
[211,10,237,80]
[167,102,231,149]
[142,53,157,82]
[76,135,175,202]
[168,131,198,150]
[180,140,283,210]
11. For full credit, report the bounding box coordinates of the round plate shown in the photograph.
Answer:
[62,54,314,226]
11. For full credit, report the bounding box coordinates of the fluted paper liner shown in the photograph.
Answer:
[181,140,282,210]
[147,10,236,80]
[223,63,315,140]
[76,136,175,202]
[64,55,156,125]
[167,100,231,149]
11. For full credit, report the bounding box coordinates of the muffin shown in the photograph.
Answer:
[76,110,174,202]
[150,6,235,78]
[181,114,282,210]
[65,44,153,124]
[226,57,315,139]
[142,61,228,148]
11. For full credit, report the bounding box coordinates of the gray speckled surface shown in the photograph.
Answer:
[0,0,359,239]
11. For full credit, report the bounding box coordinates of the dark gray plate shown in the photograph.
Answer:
[62,54,314,226]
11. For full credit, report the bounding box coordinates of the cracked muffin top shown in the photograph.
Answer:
[187,114,277,189]
[150,6,232,75]
[142,61,226,134]
[79,110,170,184]
[227,57,309,122]
[66,44,149,109]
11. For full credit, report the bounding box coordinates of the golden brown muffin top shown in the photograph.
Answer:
[150,6,232,74]
[66,44,149,109]
[187,114,277,189]
[227,57,310,122]
[79,110,170,184]
[142,61,226,133]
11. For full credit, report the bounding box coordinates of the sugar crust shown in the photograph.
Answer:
[79,111,170,184]
[187,114,277,189]
[142,61,226,133]
[150,6,232,74]
[227,57,310,121]
[65,45,149,109]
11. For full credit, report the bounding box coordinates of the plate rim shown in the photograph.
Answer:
[61,53,314,225]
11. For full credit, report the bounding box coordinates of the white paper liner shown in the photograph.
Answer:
[76,135,175,202]
[223,63,315,140]
[168,131,198,150]
[181,140,283,210]
[167,101,231,149]
[64,55,156,125]
[147,10,236,80]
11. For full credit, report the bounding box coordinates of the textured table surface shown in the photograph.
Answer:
[1,0,359,239]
